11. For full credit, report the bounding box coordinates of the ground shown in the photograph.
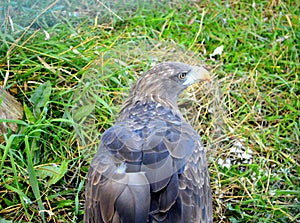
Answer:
[0,0,299,222]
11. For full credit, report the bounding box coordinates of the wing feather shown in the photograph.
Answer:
[84,102,213,223]
[84,125,150,223]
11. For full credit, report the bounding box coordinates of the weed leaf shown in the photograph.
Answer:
[29,81,52,110]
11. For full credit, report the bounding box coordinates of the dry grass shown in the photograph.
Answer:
[0,0,299,222]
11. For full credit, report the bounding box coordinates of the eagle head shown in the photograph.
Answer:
[123,62,210,111]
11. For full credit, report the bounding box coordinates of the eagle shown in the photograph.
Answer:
[84,62,213,223]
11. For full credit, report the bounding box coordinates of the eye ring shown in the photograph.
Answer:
[178,71,187,80]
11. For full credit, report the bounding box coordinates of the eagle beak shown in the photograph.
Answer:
[183,66,211,86]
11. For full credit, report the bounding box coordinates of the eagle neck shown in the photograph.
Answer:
[118,96,183,122]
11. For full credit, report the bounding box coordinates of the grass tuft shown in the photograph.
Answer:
[0,0,299,222]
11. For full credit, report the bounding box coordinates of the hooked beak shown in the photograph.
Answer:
[183,65,211,86]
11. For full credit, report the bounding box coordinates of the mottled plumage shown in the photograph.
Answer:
[84,62,213,223]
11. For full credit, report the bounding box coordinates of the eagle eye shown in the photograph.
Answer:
[178,71,188,80]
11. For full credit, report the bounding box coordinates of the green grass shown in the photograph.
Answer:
[0,0,299,222]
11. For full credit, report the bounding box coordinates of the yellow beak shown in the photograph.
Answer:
[183,65,211,86]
